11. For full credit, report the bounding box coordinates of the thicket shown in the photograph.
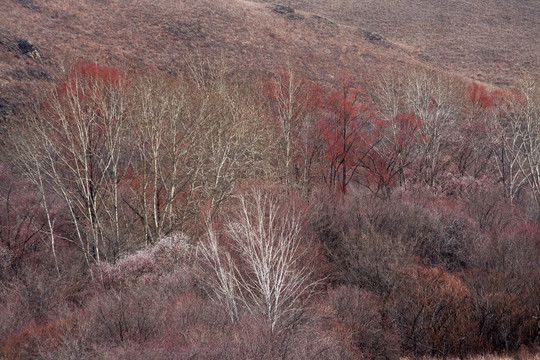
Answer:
[0,60,538,359]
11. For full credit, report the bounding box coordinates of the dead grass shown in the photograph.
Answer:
[1,0,536,113]
[0,0,427,111]
[400,355,540,360]
[250,0,539,87]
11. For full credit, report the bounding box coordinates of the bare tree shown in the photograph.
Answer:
[125,66,276,243]
[494,76,540,205]
[193,69,276,210]
[266,65,320,194]
[7,62,130,275]
[198,189,320,332]
[197,222,240,322]
[125,72,201,244]
[5,111,61,275]
[372,68,464,185]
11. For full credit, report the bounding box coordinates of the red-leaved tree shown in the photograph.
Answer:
[319,74,373,193]
[361,112,424,197]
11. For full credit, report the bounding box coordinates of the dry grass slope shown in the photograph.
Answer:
[252,0,540,86]
[0,0,426,113]
[1,0,537,114]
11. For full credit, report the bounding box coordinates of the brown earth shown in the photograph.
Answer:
[252,0,540,87]
[0,0,538,116]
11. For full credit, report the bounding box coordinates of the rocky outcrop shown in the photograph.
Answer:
[273,4,304,20]
[312,15,337,28]
[17,0,38,11]
[360,28,383,42]
[17,39,40,59]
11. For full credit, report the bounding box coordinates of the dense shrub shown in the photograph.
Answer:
[311,189,476,295]
[85,284,167,344]
[388,264,477,357]
[1,61,539,359]
[328,286,401,359]
[465,270,539,354]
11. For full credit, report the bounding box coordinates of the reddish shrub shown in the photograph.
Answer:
[85,283,167,345]
[468,81,493,110]
[311,190,476,297]
[0,318,69,359]
[328,286,401,359]
[471,220,540,276]
[465,269,539,353]
[388,264,478,357]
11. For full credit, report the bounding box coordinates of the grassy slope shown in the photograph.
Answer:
[1,0,537,114]
[251,0,540,87]
[0,0,425,112]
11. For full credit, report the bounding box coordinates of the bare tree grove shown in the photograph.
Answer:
[1,60,539,359]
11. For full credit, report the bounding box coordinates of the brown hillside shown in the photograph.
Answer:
[253,0,540,87]
[1,0,429,114]
[1,0,537,116]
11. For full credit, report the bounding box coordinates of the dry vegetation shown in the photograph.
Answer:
[0,0,426,114]
[0,0,539,359]
[0,57,538,360]
[403,356,540,360]
[2,0,536,115]
[254,0,540,87]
